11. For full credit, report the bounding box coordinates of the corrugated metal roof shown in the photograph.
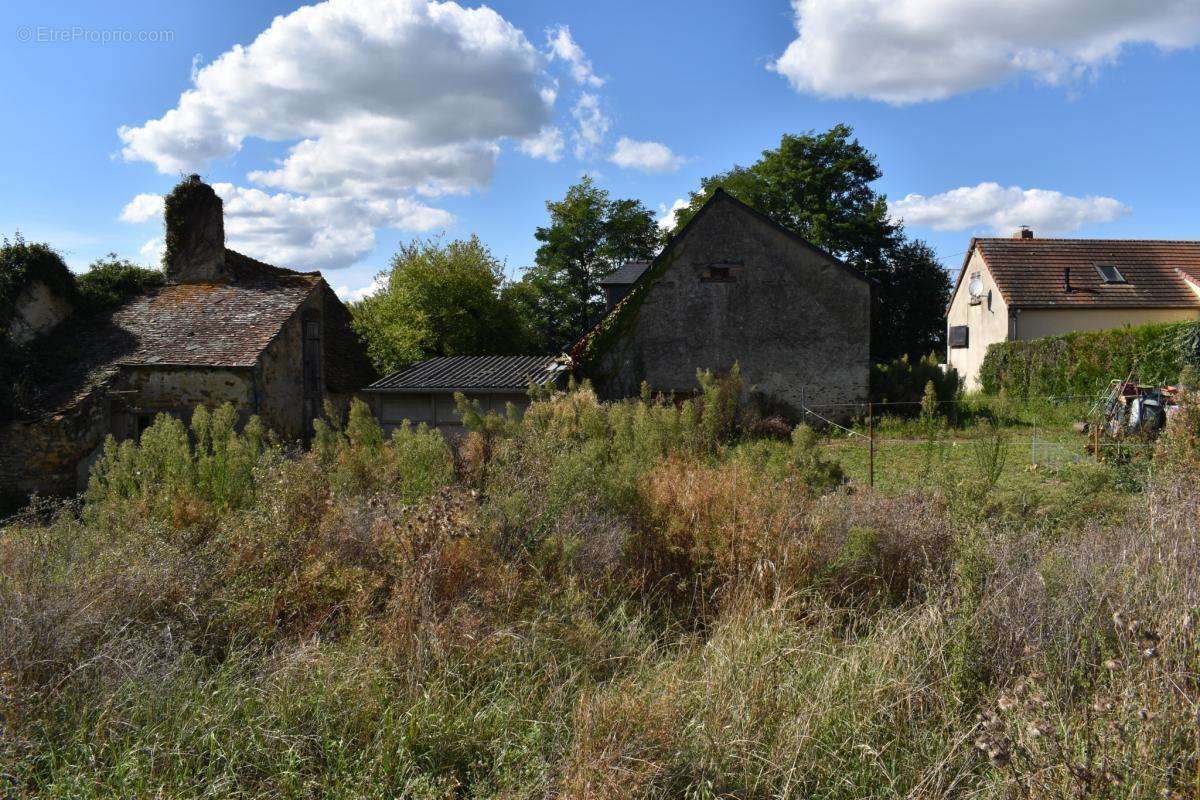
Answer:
[972,238,1200,309]
[598,260,651,286]
[367,355,565,392]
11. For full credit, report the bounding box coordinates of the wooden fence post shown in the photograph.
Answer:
[867,402,875,489]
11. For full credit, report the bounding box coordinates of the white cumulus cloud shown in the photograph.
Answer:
[771,0,1200,104]
[518,125,565,162]
[213,184,451,271]
[546,24,603,87]
[571,92,610,159]
[610,137,683,173]
[335,274,388,302]
[119,185,451,272]
[118,0,552,196]
[120,193,165,223]
[138,237,165,265]
[657,198,689,231]
[891,182,1130,234]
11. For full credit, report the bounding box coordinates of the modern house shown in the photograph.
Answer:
[573,189,872,419]
[946,230,1200,390]
[366,355,567,434]
[0,176,375,499]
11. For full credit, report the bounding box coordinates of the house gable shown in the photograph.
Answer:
[582,189,871,416]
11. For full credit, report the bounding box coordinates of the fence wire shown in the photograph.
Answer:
[796,395,1160,488]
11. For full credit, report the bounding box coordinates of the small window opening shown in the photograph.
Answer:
[701,264,736,282]
[1095,264,1127,284]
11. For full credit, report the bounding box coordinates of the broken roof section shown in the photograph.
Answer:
[967,238,1200,309]
[367,355,566,394]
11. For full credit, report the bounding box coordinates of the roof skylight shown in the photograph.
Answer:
[1095,264,1127,284]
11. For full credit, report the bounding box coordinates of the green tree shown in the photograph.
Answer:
[667,125,898,267]
[517,176,661,350]
[666,126,950,361]
[350,236,530,373]
[75,254,164,314]
[874,239,951,361]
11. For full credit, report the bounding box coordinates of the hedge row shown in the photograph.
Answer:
[978,320,1200,399]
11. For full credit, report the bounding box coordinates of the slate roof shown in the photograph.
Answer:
[23,250,322,413]
[367,355,565,392]
[967,238,1200,309]
[599,260,650,286]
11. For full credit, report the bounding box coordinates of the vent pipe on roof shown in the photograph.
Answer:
[1012,226,1034,240]
[164,174,229,284]
[1064,267,1072,293]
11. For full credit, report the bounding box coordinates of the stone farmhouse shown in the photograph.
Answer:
[947,231,1200,390]
[365,189,873,424]
[0,176,374,499]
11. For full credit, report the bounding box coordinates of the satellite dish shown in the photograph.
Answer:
[968,273,984,299]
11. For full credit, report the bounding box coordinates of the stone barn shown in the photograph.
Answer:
[0,176,374,500]
[572,189,871,419]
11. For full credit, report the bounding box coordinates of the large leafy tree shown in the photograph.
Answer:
[350,236,530,373]
[665,126,949,360]
[516,176,661,350]
[875,240,952,361]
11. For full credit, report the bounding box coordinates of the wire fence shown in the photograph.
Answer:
[795,396,1159,488]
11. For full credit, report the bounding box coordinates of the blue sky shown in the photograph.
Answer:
[3,0,1199,299]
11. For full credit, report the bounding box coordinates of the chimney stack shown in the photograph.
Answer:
[163,174,228,284]
[1012,226,1034,240]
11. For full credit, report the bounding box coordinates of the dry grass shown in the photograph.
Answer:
[2,391,1200,798]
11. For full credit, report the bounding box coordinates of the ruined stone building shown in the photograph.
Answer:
[571,189,872,418]
[0,176,374,500]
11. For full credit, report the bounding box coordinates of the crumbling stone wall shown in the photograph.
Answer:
[591,194,871,420]
[259,285,374,441]
[7,280,73,343]
[257,298,312,441]
[0,387,109,500]
[110,366,258,440]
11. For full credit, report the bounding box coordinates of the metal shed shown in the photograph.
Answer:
[365,355,567,432]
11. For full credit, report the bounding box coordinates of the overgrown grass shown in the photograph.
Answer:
[3,381,1200,798]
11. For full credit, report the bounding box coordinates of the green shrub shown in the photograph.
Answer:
[979,320,1200,399]
[75,254,164,314]
[871,353,962,416]
[314,398,454,501]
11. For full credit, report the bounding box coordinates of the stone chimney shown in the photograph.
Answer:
[163,175,229,284]
[1012,226,1034,240]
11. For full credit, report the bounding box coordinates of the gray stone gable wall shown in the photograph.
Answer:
[593,196,870,419]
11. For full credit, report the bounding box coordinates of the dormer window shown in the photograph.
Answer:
[1095,264,1126,284]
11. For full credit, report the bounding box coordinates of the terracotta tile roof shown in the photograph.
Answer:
[367,355,565,392]
[23,250,321,413]
[972,238,1200,308]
